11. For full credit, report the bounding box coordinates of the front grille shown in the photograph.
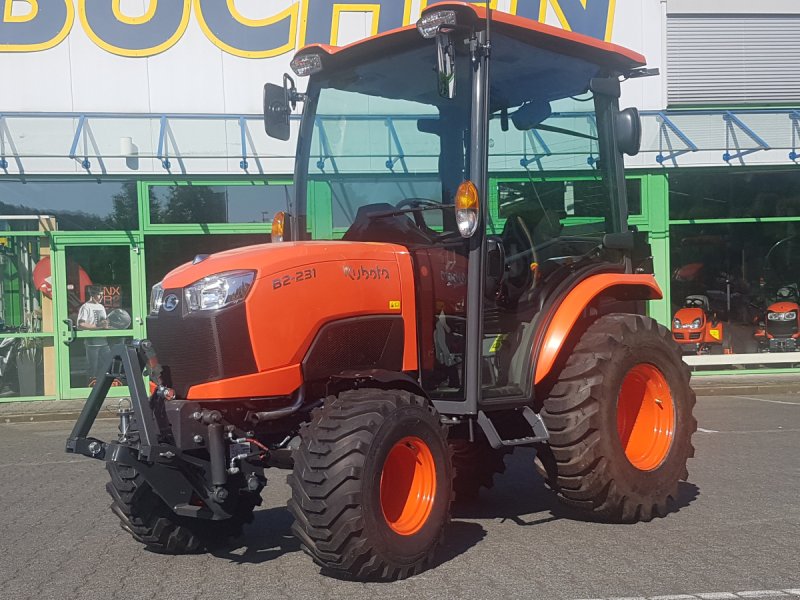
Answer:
[689,332,702,340]
[674,332,685,340]
[148,297,257,397]
[766,318,798,338]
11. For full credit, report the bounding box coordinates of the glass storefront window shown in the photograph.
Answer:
[0,235,53,333]
[0,336,55,398]
[0,181,138,231]
[68,335,131,389]
[494,178,642,232]
[64,246,133,324]
[669,170,800,221]
[670,221,800,361]
[0,234,58,398]
[148,184,293,225]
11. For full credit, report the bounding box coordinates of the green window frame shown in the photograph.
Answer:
[140,179,294,235]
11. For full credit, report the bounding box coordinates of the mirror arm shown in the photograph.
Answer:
[282,74,307,110]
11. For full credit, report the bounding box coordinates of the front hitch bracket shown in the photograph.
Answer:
[64,340,251,520]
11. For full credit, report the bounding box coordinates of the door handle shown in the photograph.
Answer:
[62,318,77,345]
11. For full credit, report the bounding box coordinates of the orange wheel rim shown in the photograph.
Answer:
[379,436,437,536]
[617,364,675,471]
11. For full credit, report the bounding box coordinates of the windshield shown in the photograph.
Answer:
[485,33,623,263]
[294,31,627,253]
[296,42,473,241]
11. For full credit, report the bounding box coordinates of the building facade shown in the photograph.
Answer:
[1,0,799,402]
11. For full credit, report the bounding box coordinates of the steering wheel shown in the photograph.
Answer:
[396,197,441,210]
[499,215,538,307]
[395,198,443,235]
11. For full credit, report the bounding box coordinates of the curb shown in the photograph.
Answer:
[2,412,118,424]
[2,384,798,424]
[693,384,800,397]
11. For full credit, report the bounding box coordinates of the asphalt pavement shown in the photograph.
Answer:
[0,394,798,600]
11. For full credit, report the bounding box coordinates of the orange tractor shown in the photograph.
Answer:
[67,3,696,581]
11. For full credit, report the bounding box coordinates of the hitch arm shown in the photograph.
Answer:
[66,341,161,459]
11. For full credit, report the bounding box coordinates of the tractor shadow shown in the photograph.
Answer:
[452,448,700,525]
[210,505,300,564]
[211,449,700,568]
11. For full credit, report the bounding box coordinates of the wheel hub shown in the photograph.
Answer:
[380,436,437,535]
[617,364,676,471]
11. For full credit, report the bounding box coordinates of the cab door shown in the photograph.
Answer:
[51,234,147,400]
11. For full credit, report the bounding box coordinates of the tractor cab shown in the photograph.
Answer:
[265,2,653,409]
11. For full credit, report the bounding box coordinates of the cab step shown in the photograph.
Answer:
[477,406,550,449]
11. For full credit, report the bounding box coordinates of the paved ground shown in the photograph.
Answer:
[0,394,798,600]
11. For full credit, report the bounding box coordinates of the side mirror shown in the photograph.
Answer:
[615,107,642,156]
[436,32,456,99]
[264,83,291,141]
[264,74,303,141]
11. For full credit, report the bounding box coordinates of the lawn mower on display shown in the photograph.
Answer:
[671,295,728,355]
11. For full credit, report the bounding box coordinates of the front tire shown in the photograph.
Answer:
[539,314,696,522]
[288,389,452,580]
[106,463,259,553]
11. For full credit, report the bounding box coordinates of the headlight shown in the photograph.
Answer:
[672,318,681,328]
[690,318,702,329]
[768,311,797,321]
[150,282,164,316]
[185,270,255,312]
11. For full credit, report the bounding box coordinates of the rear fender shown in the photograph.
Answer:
[534,274,662,384]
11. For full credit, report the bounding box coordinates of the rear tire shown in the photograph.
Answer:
[106,462,259,553]
[538,314,696,522]
[288,389,452,581]
[450,438,509,501]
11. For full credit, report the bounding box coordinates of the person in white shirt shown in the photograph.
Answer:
[77,286,110,385]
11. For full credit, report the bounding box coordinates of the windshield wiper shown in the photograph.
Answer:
[532,123,597,141]
[365,205,445,220]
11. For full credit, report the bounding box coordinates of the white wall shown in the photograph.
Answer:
[23,1,792,177]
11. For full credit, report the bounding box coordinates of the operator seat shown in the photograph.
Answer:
[342,203,432,245]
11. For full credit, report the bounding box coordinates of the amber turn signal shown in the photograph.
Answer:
[272,211,286,242]
[455,180,479,238]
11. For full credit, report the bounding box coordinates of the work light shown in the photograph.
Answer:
[291,53,323,77]
[417,10,457,39]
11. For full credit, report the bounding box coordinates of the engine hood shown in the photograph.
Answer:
[161,241,409,289]
[674,307,704,325]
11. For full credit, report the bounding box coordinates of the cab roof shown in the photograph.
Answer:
[295,1,645,75]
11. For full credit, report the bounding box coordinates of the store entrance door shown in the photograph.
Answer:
[51,234,146,400]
